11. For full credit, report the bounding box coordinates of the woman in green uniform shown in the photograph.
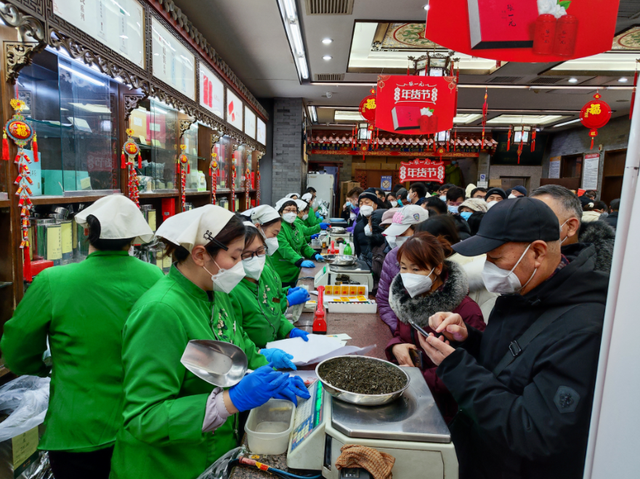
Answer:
[230,222,310,349]
[1,195,164,479]
[301,191,321,228]
[109,205,309,479]
[294,199,329,241]
[270,198,324,288]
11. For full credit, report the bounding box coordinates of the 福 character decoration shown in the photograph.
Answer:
[256,153,262,206]
[177,144,189,211]
[4,99,38,281]
[121,129,142,208]
[210,150,218,205]
[245,166,251,210]
[580,93,612,150]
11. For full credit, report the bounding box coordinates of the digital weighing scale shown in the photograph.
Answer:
[314,261,374,291]
[286,368,458,479]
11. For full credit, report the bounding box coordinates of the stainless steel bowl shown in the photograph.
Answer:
[323,254,356,266]
[316,356,411,406]
[330,227,346,234]
[180,340,248,387]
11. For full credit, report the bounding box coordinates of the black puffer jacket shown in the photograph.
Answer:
[437,244,608,479]
[562,220,615,274]
[353,210,386,268]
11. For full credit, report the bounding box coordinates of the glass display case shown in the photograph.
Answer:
[233,145,244,190]
[243,147,254,189]
[214,139,229,190]
[17,49,119,195]
[182,122,199,191]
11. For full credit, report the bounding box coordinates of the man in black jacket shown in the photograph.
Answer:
[353,189,386,269]
[418,198,608,479]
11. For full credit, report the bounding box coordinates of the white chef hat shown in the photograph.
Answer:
[155,205,235,252]
[275,197,297,213]
[285,192,300,199]
[75,194,154,243]
[295,199,309,211]
[242,205,280,225]
[301,192,313,202]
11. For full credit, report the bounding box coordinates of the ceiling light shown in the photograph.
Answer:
[553,118,582,128]
[335,111,365,121]
[568,78,578,83]
[487,114,568,125]
[289,23,305,57]
[322,38,332,45]
[309,106,318,123]
[453,113,482,124]
[619,77,628,82]
[283,0,297,22]
[296,57,309,79]
[323,55,332,61]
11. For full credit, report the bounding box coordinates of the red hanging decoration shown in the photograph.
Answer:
[32,134,38,162]
[531,129,537,152]
[454,128,457,153]
[517,127,524,164]
[256,156,261,206]
[244,163,251,211]
[630,61,638,120]
[231,150,237,212]
[5,99,37,281]
[580,92,612,150]
[481,88,488,149]
[507,126,512,150]
[177,144,189,211]
[122,129,141,207]
[210,149,218,205]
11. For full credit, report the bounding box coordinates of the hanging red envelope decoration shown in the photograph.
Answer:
[399,158,446,184]
[580,93,611,149]
[376,75,457,135]
[424,0,620,63]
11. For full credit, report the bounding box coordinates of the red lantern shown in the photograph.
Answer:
[580,93,612,150]
[359,94,376,124]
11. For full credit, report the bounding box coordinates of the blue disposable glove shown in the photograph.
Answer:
[289,328,310,341]
[300,260,315,268]
[319,223,330,230]
[274,376,311,406]
[261,348,297,370]
[288,289,310,306]
[315,211,321,219]
[310,233,320,240]
[315,254,325,262]
[228,366,289,412]
[287,286,303,296]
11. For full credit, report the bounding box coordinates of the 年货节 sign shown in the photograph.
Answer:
[399,159,446,184]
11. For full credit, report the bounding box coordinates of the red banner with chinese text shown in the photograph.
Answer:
[399,159,445,184]
[376,76,457,135]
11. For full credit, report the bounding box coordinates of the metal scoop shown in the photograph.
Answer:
[180,340,248,387]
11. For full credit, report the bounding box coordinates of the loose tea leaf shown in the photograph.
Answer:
[318,357,407,395]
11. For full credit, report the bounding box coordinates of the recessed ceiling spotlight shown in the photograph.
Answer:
[323,55,332,61]
[423,4,430,10]
[568,78,578,83]
[322,38,332,45]
[619,77,628,83]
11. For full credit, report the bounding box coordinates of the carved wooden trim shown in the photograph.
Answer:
[0,1,45,41]
[179,118,195,139]
[4,41,43,83]
[123,93,147,120]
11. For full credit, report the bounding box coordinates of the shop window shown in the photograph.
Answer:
[214,139,229,189]
[17,49,119,195]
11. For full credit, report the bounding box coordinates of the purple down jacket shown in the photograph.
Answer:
[375,246,400,332]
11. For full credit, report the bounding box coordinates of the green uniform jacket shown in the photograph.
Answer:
[110,265,268,479]
[0,251,164,452]
[270,221,316,285]
[295,217,320,242]
[303,210,321,228]
[229,264,294,348]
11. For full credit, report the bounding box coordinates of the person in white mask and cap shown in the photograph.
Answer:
[2,194,164,479]
[109,205,309,479]
[229,221,311,349]
[271,198,323,288]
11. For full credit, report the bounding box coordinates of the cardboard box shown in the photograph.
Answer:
[489,179,503,188]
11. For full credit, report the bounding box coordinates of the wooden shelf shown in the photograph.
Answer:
[32,195,110,205]
[0,200,10,208]
[185,191,211,196]
[139,192,179,199]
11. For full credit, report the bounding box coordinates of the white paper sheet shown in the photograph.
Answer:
[266,335,376,366]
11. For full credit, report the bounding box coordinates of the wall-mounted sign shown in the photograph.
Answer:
[53,0,145,68]
[549,156,561,179]
[226,88,243,130]
[199,63,224,119]
[152,18,195,100]
[245,107,256,139]
[257,119,266,145]
[582,153,600,190]
[426,0,620,63]
[399,159,445,184]
[376,75,457,135]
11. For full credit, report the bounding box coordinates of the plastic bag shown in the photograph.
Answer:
[197,446,248,479]
[0,376,50,442]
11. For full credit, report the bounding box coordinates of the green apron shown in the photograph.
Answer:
[229,264,294,348]
[270,221,316,285]
[1,251,164,452]
[109,265,268,479]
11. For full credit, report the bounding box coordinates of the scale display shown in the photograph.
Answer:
[290,381,324,452]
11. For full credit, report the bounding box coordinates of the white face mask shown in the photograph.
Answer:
[302,213,309,220]
[559,219,569,245]
[486,200,497,209]
[401,268,435,298]
[508,194,518,199]
[204,257,246,294]
[390,200,398,207]
[364,224,372,236]
[360,205,374,217]
[350,212,356,221]
[243,255,266,280]
[481,244,537,295]
[386,236,397,248]
[282,212,297,224]
[265,237,279,255]
[439,195,447,202]
[395,235,409,247]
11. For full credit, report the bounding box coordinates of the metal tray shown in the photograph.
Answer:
[323,254,356,266]
[316,356,410,406]
[180,340,248,387]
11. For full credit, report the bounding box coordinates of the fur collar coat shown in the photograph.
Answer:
[389,260,468,329]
